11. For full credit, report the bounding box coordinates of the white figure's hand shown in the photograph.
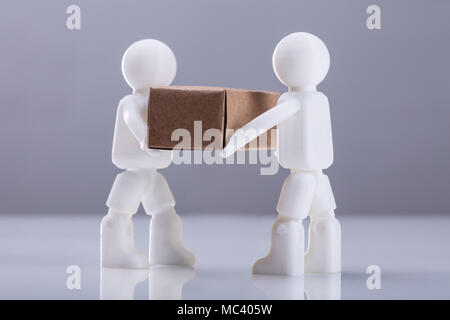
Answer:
[145,148,162,158]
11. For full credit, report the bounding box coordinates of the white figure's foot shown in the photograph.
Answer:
[149,266,196,299]
[304,216,341,273]
[149,208,195,266]
[253,216,304,276]
[100,268,149,300]
[101,212,149,269]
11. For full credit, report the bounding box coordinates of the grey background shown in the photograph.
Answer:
[0,0,449,215]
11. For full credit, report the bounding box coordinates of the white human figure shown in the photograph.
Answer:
[222,32,341,276]
[101,39,195,269]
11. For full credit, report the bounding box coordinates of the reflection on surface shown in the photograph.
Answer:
[100,268,149,300]
[100,266,196,300]
[253,273,341,300]
[253,274,305,300]
[304,273,341,300]
[149,266,196,300]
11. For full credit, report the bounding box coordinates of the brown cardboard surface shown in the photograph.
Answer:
[148,86,279,150]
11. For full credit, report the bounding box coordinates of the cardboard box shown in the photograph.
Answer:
[148,86,280,150]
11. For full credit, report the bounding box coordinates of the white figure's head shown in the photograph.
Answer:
[121,39,177,94]
[272,32,330,91]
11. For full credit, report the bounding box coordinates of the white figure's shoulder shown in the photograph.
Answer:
[116,95,133,115]
[278,91,328,107]
[278,92,296,103]
[116,94,149,121]
[315,91,329,104]
[118,94,141,110]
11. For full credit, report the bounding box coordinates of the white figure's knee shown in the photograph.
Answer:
[308,216,341,253]
[305,216,341,273]
[106,170,150,214]
[277,171,316,219]
[273,216,303,236]
[310,216,340,234]
[142,171,175,215]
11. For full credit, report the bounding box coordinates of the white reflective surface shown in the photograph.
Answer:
[0,214,449,299]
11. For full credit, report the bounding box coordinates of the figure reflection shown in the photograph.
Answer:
[149,266,196,300]
[100,268,149,300]
[253,273,341,300]
[100,265,195,300]
[304,273,341,300]
[253,274,305,300]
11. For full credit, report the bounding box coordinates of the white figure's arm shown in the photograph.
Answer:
[221,99,300,158]
[122,97,161,157]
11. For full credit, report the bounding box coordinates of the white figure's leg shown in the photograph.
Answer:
[149,266,196,300]
[253,171,316,276]
[304,172,341,273]
[143,170,195,267]
[101,170,149,269]
[253,216,304,276]
[100,268,149,300]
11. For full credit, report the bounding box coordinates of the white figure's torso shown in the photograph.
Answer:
[112,93,172,170]
[277,91,333,170]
